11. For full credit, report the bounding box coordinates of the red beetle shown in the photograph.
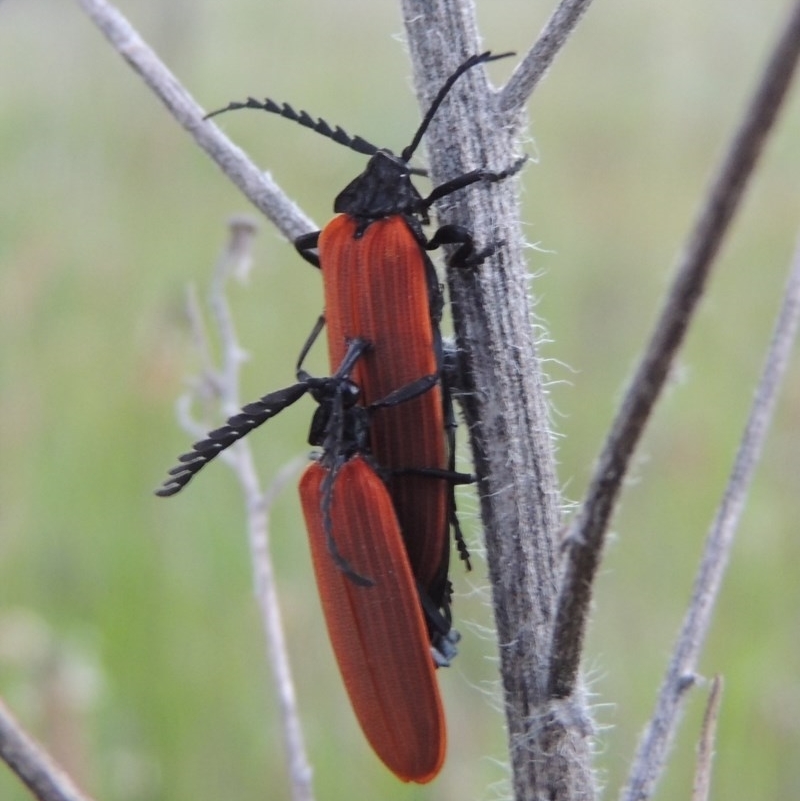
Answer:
[207,51,523,633]
[157,337,460,781]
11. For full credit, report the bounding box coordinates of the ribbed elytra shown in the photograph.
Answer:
[300,457,446,783]
[320,215,450,604]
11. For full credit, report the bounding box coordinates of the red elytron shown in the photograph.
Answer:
[319,214,449,602]
[300,455,445,783]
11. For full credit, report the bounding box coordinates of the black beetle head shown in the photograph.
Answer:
[333,150,423,221]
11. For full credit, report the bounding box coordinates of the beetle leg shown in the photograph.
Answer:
[294,230,322,268]
[420,156,527,210]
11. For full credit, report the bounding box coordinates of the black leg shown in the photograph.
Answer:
[420,156,527,210]
[295,313,327,378]
[427,223,493,269]
[294,230,322,269]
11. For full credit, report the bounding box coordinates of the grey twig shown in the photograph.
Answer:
[73,0,315,241]
[181,283,224,433]
[175,221,315,801]
[621,234,800,801]
[691,676,724,801]
[175,219,258,444]
[548,0,800,702]
[402,2,596,799]
[0,698,96,801]
[208,216,258,416]
[499,0,597,115]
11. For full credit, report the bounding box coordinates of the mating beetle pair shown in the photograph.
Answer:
[158,50,523,783]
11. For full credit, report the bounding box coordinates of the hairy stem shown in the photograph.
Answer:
[402,2,596,799]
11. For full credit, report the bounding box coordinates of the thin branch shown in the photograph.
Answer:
[180,282,224,433]
[175,221,315,801]
[548,0,800,701]
[621,233,800,801]
[208,216,258,416]
[0,698,96,801]
[499,0,597,115]
[235,453,311,801]
[186,282,219,397]
[691,676,724,801]
[73,0,315,241]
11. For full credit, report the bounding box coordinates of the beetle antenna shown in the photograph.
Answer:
[155,381,309,497]
[400,50,515,163]
[205,98,382,159]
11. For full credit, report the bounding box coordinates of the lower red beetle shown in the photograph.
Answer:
[301,456,446,783]
[157,334,462,780]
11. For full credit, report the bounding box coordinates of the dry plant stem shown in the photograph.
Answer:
[0,699,96,801]
[236,454,312,801]
[183,223,314,801]
[73,0,314,241]
[208,217,258,416]
[548,0,800,701]
[691,676,723,801]
[181,284,226,433]
[402,2,594,799]
[187,283,221,400]
[500,0,596,114]
[622,236,800,801]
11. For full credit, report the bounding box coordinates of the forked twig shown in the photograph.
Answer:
[208,217,258,416]
[172,221,314,801]
[621,234,800,801]
[0,699,96,801]
[548,0,800,701]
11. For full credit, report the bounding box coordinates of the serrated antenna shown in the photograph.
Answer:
[204,98,381,158]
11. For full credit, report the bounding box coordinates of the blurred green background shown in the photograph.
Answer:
[2,1,799,799]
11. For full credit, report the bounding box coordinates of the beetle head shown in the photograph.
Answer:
[334,150,424,222]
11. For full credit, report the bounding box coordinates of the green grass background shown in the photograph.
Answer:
[2,1,799,799]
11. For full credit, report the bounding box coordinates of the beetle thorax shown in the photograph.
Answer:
[333,150,424,224]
